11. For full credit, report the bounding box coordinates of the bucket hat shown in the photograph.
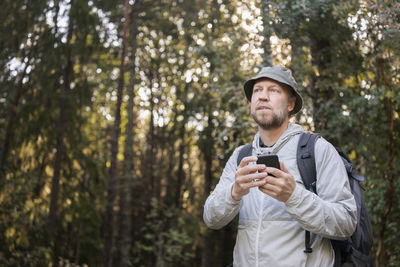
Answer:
[243,66,303,114]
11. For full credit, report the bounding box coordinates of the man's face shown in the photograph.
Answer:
[250,78,295,130]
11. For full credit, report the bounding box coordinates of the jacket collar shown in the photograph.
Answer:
[252,123,304,155]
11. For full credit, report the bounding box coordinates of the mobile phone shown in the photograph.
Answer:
[257,154,280,170]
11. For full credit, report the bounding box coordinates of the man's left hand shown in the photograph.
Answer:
[258,161,296,202]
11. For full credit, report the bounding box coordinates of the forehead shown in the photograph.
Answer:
[252,78,293,98]
[254,78,282,87]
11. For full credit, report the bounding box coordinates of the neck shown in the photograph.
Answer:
[259,121,290,146]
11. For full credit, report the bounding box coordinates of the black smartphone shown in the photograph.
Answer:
[256,154,280,169]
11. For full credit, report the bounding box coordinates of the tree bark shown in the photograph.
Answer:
[174,83,189,208]
[146,71,156,200]
[0,53,31,172]
[201,110,214,267]
[375,59,395,267]
[34,153,47,199]
[119,2,139,266]
[175,122,186,208]
[102,0,131,266]
[48,1,74,262]
[260,0,272,66]
[201,3,217,264]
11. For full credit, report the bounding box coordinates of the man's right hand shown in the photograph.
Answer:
[231,156,268,201]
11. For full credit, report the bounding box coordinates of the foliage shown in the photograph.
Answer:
[133,199,195,266]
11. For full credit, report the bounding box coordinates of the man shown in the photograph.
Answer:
[203,66,357,267]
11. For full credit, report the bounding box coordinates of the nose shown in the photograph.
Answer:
[258,88,269,100]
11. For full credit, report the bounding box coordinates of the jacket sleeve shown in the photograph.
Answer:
[284,138,357,240]
[203,147,242,230]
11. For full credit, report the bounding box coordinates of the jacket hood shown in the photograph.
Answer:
[252,123,304,155]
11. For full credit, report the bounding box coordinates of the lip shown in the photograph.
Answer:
[256,105,271,110]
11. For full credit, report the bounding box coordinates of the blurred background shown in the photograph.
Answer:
[0,0,399,266]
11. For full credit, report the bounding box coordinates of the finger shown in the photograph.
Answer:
[238,172,269,184]
[250,178,267,188]
[258,183,280,196]
[263,176,281,186]
[265,166,283,178]
[238,156,258,168]
[237,164,266,177]
[260,181,283,193]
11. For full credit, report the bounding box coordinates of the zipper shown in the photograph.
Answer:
[254,190,264,267]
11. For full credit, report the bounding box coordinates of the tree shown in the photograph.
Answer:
[102,0,131,266]
[118,1,140,265]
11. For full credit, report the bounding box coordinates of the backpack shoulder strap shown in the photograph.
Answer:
[296,132,320,193]
[297,132,321,254]
[237,144,252,166]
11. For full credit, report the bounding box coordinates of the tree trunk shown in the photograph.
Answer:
[201,4,218,264]
[102,0,130,266]
[175,123,186,208]
[146,72,156,201]
[34,153,47,199]
[375,59,396,267]
[174,83,189,208]
[260,0,272,66]
[165,132,176,207]
[309,35,334,134]
[165,82,189,208]
[165,91,179,208]
[0,54,31,172]
[154,72,162,200]
[48,1,74,261]
[119,3,138,266]
[201,111,214,267]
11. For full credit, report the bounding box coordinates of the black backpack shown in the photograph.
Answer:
[236,132,373,267]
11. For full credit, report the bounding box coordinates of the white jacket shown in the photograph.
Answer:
[203,123,357,267]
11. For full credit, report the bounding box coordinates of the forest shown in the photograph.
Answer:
[0,0,399,266]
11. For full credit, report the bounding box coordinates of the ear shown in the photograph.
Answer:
[287,96,295,113]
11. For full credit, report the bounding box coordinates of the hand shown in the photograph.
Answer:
[232,156,268,201]
[258,161,296,202]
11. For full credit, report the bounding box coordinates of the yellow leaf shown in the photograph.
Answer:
[5,227,15,239]
[349,150,357,161]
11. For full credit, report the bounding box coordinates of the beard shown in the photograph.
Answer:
[251,105,288,130]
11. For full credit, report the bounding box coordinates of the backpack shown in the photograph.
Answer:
[236,132,373,267]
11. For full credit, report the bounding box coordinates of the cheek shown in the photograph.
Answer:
[250,99,257,110]
[250,103,256,114]
[251,94,257,103]
[283,97,295,112]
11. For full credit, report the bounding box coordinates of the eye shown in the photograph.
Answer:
[254,87,262,93]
